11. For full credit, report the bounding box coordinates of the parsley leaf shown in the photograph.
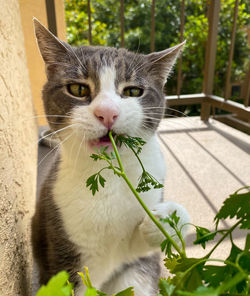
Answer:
[136,171,164,193]
[193,226,217,249]
[86,173,106,196]
[158,278,176,296]
[115,134,146,154]
[215,187,250,229]
[36,271,73,296]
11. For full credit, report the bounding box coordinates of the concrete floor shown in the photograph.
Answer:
[158,117,249,259]
[34,117,250,294]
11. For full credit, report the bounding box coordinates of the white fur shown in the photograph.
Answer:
[53,66,189,295]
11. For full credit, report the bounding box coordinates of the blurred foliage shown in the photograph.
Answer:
[65,0,249,104]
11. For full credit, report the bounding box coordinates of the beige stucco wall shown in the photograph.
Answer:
[0,0,37,295]
[19,0,66,125]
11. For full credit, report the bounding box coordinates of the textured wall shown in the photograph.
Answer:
[0,0,37,295]
[19,0,66,125]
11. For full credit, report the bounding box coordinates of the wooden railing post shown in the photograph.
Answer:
[177,0,185,96]
[120,0,125,47]
[201,0,221,121]
[224,0,239,100]
[150,0,156,52]
[45,0,57,36]
[87,0,92,45]
[241,65,250,107]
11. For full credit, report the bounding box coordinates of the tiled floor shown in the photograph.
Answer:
[34,117,250,294]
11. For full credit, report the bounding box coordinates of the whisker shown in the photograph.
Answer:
[166,107,189,117]
[38,124,77,144]
[38,132,73,167]
[74,132,85,170]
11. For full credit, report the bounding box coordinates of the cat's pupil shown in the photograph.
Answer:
[123,87,143,97]
[67,84,90,98]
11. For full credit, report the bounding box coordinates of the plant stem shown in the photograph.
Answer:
[109,131,186,258]
[109,131,125,173]
[175,227,186,255]
[203,219,243,259]
[129,145,146,172]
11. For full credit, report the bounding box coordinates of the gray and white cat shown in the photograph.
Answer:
[32,19,189,296]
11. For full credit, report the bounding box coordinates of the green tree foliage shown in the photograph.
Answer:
[65,0,249,100]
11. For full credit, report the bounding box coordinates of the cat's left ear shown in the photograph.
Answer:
[147,41,185,84]
[33,17,70,65]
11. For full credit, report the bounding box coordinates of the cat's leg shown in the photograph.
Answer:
[101,254,160,296]
[130,201,190,254]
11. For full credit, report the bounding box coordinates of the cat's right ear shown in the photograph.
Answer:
[33,18,69,64]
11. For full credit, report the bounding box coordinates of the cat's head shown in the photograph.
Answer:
[34,19,184,152]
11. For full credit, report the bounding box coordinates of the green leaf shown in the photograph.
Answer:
[164,257,178,271]
[215,189,250,229]
[85,288,98,296]
[185,267,203,292]
[171,258,202,273]
[170,258,204,292]
[96,291,109,296]
[193,226,217,249]
[158,278,175,296]
[115,134,146,154]
[136,171,163,193]
[160,211,181,230]
[177,286,219,296]
[223,243,249,293]
[36,271,73,296]
[90,154,102,161]
[86,174,99,196]
[98,174,106,188]
[202,265,227,287]
[115,287,134,296]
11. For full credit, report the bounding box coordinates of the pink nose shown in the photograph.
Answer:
[94,102,120,129]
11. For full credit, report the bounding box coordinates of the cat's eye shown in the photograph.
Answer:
[123,87,143,97]
[67,84,90,98]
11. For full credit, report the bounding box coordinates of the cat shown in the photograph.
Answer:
[32,18,190,296]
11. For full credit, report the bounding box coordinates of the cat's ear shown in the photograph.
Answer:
[33,18,69,64]
[147,41,185,84]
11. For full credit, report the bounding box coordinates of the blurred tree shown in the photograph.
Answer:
[65,0,249,105]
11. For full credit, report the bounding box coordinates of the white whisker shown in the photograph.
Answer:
[38,132,73,167]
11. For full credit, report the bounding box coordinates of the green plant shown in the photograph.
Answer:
[36,133,250,295]
[86,132,250,295]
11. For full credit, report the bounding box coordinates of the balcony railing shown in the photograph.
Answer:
[46,0,250,132]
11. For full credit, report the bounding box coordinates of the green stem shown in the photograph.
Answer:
[203,219,243,259]
[109,131,186,258]
[130,145,146,172]
[175,227,186,256]
[109,131,125,172]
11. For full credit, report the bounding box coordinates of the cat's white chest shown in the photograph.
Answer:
[54,166,144,248]
[53,136,165,284]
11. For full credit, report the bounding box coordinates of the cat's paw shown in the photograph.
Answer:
[139,201,190,248]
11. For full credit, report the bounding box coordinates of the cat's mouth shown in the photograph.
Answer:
[89,132,115,149]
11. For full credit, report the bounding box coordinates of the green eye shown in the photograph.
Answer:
[67,84,90,98]
[123,87,143,97]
